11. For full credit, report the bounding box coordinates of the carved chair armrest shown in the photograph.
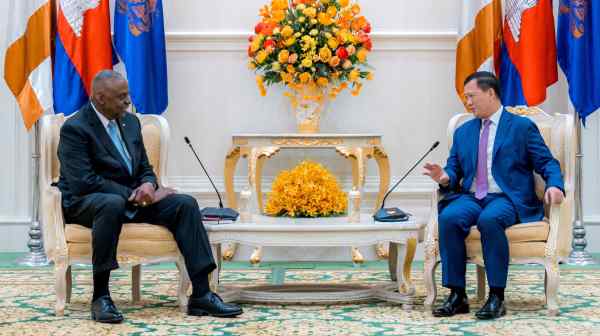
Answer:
[545,202,563,260]
[158,176,182,193]
[41,186,68,261]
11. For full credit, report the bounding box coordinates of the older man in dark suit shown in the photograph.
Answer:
[57,70,242,323]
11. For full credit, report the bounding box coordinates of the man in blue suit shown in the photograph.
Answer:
[423,71,564,320]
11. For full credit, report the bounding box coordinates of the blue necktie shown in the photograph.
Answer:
[107,120,133,174]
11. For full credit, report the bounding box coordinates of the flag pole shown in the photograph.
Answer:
[16,0,56,267]
[17,120,50,266]
[567,116,597,265]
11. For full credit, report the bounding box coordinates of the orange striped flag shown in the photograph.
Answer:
[3,0,52,130]
[455,0,502,104]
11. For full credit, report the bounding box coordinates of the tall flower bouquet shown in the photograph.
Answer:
[248,0,373,131]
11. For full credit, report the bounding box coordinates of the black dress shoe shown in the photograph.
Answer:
[475,294,506,320]
[91,295,124,323]
[432,292,470,317]
[188,292,243,317]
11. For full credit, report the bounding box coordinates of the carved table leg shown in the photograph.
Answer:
[373,147,391,259]
[255,155,267,214]
[396,238,417,296]
[223,147,241,261]
[247,147,279,266]
[224,147,241,210]
[250,246,263,266]
[338,147,367,265]
[248,148,262,266]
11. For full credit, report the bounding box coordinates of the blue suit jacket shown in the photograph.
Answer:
[441,109,564,223]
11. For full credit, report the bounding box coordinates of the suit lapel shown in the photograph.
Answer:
[85,104,131,174]
[493,109,512,161]
[469,118,481,173]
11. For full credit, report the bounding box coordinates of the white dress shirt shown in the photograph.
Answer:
[469,106,503,194]
[91,102,130,157]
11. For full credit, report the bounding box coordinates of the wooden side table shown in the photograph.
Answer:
[223,134,391,263]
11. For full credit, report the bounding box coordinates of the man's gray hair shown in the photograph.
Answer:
[91,70,126,93]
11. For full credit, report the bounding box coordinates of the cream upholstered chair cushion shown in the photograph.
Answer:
[39,113,191,316]
[423,106,575,316]
[65,224,180,256]
[465,221,550,243]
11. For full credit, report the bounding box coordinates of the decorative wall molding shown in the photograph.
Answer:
[165,31,458,52]
[167,174,435,195]
[0,216,31,226]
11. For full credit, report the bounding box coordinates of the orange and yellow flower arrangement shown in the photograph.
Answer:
[265,161,347,217]
[248,0,373,102]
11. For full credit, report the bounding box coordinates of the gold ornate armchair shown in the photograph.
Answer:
[39,113,191,316]
[423,107,575,316]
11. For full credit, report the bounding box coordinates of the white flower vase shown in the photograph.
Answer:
[291,86,329,133]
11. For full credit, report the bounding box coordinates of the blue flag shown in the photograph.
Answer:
[557,0,600,123]
[114,0,168,114]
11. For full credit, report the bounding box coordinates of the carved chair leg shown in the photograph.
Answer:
[66,266,72,304]
[545,260,560,316]
[423,240,439,310]
[544,270,548,302]
[209,244,222,293]
[388,242,398,281]
[476,265,486,302]
[132,265,141,303]
[176,256,191,313]
[423,256,439,309]
[55,263,69,316]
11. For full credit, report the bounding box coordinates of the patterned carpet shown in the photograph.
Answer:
[0,262,599,336]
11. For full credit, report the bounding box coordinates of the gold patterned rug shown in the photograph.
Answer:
[0,265,599,335]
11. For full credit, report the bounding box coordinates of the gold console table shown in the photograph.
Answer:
[223,133,391,263]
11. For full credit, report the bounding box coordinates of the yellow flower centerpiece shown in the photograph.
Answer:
[265,161,347,217]
[248,0,373,132]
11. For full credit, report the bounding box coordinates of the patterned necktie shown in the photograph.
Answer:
[107,120,133,174]
[475,119,491,200]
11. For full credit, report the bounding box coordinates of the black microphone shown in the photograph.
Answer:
[184,136,239,221]
[374,141,440,222]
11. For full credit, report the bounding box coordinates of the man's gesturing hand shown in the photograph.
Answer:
[423,163,450,186]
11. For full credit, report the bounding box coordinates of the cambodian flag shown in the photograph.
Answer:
[53,0,114,115]
[558,0,600,123]
[114,0,168,115]
[499,0,558,106]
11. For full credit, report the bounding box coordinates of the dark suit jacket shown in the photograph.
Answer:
[441,109,564,223]
[57,103,157,209]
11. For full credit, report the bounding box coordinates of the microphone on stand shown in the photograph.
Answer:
[184,136,239,221]
[374,141,440,222]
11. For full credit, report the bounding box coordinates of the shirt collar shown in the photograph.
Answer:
[484,105,503,126]
[90,101,111,129]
